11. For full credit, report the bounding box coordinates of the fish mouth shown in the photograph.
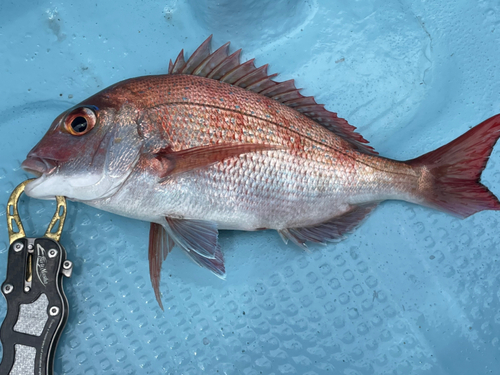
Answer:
[21,157,58,177]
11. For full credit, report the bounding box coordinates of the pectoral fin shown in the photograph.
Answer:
[155,143,278,179]
[148,222,175,310]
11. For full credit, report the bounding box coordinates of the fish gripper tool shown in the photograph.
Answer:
[0,179,73,375]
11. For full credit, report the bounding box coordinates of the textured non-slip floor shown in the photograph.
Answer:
[1,0,500,374]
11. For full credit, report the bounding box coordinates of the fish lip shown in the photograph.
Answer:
[21,157,58,177]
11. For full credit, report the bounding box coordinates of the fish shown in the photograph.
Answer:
[21,36,500,309]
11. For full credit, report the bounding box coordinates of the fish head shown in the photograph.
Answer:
[22,82,144,201]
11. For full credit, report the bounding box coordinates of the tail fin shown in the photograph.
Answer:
[407,114,500,218]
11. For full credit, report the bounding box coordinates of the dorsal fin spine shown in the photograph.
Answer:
[259,79,296,97]
[171,50,186,74]
[284,96,316,107]
[246,74,279,93]
[233,64,269,88]
[193,42,230,76]
[181,35,213,74]
[220,58,256,84]
[207,49,242,80]
[271,89,303,102]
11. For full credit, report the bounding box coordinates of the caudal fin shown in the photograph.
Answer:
[407,114,500,218]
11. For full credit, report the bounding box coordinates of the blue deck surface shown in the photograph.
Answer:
[1,0,500,374]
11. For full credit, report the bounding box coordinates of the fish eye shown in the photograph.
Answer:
[71,116,88,133]
[63,107,97,136]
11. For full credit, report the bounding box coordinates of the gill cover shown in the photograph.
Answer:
[24,104,143,201]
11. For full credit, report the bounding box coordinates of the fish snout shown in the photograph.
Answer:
[21,157,57,177]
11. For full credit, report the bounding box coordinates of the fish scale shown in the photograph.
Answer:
[20,37,500,308]
[129,75,406,208]
[135,75,357,156]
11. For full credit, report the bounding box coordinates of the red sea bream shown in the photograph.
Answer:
[21,36,500,308]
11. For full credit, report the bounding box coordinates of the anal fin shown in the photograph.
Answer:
[278,203,378,248]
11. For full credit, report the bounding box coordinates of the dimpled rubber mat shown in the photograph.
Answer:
[1,0,500,374]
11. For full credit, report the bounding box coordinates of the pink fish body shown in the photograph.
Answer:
[21,37,500,308]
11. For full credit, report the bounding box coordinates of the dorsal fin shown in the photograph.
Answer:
[168,36,376,155]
